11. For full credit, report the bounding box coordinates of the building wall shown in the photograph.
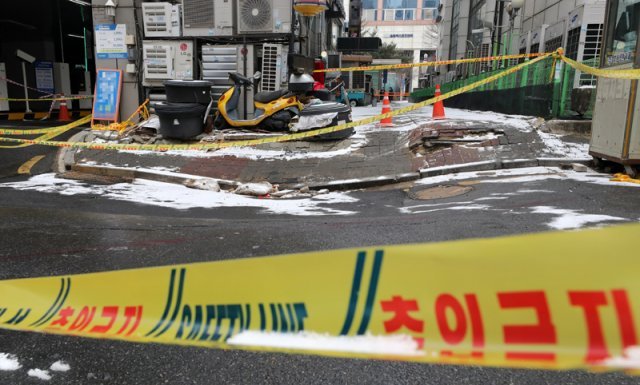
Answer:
[436,0,605,85]
[92,0,140,121]
[91,0,343,121]
[361,0,439,89]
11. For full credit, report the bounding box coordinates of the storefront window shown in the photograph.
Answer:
[604,0,639,66]
[363,0,377,9]
[383,0,417,9]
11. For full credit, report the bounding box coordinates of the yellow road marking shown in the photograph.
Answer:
[17,155,46,175]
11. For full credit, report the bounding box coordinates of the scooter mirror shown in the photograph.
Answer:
[253,71,262,80]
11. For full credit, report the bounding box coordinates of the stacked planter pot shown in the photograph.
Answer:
[155,80,213,140]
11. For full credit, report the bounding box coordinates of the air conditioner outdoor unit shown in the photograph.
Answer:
[261,44,284,92]
[237,0,291,34]
[142,2,181,37]
[142,40,194,86]
[182,0,235,36]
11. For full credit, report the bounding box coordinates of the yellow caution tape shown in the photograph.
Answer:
[314,52,547,73]
[0,115,92,149]
[0,54,553,152]
[0,115,92,135]
[559,55,640,79]
[3,50,635,151]
[0,95,93,102]
[1,224,639,372]
[611,173,640,184]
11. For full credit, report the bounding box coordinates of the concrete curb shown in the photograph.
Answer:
[71,164,239,190]
[54,129,91,174]
[302,172,421,191]
[66,156,594,194]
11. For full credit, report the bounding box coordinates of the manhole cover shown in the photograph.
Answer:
[409,185,473,200]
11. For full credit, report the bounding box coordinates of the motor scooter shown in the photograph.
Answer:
[214,72,304,131]
[215,69,354,140]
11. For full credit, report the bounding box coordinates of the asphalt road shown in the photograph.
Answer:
[0,143,639,383]
[0,120,83,179]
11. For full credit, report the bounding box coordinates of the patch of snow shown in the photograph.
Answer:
[0,174,358,216]
[516,189,554,194]
[401,203,490,215]
[27,369,52,381]
[461,132,499,141]
[530,206,626,230]
[416,166,558,186]
[0,353,21,371]
[474,196,510,201]
[383,102,535,131]
[604,346,640,368]
[537,130,589,158]
[416,166,640,189]
[227,331,424,357]
[50,361,70,372]
[76,163,225,182]
[117,129,370,160]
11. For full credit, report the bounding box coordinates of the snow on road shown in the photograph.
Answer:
[0,353,70,381]
[50,361,71,372]
[27,369,52,381]
[0,174,359,216]
[604,346,640,369]
[228,331,424,357]
[536,130,590,158]
[0,353,21,371]
[530,206,625,230]
[406,167,639,229]
[415,166,640,188]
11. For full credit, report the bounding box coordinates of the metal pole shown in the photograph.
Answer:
[243,36,248,120]
[21,62,31,113]
[57,0,65,63]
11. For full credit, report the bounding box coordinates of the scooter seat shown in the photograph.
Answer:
[254,89,289,103]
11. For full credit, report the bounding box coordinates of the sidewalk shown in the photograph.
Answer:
[62,102,592,190]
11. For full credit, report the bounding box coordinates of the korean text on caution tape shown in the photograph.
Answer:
[1,224,640,372]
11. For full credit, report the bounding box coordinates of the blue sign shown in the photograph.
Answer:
[95,24,128,59]
[92,69,122,121]
[34,61,55,94]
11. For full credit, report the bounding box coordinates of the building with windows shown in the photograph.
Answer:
[437,0,606,86]
[359,0,440,90]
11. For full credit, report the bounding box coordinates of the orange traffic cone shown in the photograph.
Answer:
[380,91,393,127]
[58,99,71,121]
[432,85,445,120]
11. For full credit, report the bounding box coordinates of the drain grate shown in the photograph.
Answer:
[409,185,473,200]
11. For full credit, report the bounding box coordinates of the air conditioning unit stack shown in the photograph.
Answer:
[182,0,235,36]
[142,40,194,86]
[142,2,181,37]
[260,44,285,92]
[201,45,255,115]
[237,0,292,34]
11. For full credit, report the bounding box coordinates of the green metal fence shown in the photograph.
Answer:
[410,56,599,118]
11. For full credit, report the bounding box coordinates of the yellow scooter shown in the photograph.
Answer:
[214,72,304,131]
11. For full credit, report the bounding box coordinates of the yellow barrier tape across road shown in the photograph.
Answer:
[1,224,640,372]
[0,95,94,102]
[559,55,640,79]
[0,115,93,135]
[314,52,547,73]
[0,115,92,149]
[0,54,553,152]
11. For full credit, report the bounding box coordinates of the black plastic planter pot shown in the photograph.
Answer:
[155,102,207,140]
[164,80,213,105]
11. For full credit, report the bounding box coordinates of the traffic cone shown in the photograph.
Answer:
[58,99,71,122]
[380,91,393,127]
[432,85,445,120]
